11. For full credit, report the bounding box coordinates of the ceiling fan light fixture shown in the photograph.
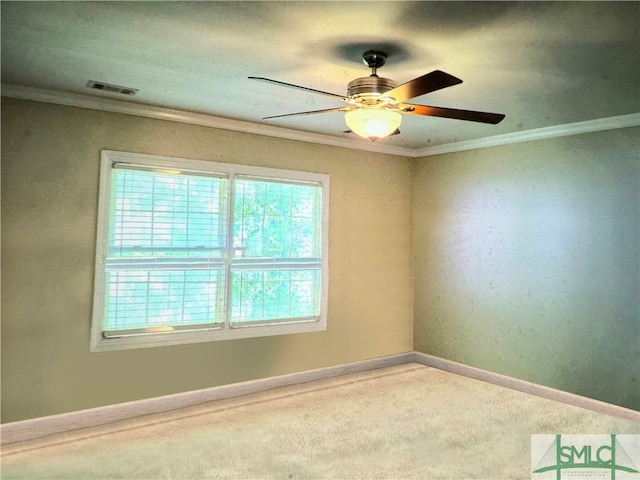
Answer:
[251,50,505,137]
[345,109,402,141]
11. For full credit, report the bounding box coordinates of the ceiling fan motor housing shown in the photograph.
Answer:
[347,76,398,104]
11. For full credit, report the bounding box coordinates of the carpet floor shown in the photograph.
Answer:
[1,363,638,479]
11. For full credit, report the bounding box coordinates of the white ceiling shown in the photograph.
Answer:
[2,1,639,151]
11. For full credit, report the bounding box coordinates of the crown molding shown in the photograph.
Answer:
[0,84,411,157]
[3,83,638,158]
[414,113,640,157]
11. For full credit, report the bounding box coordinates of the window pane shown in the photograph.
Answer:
[105,268,225,330]
[233,178,321,259]
[110,169,228,258]
[231,269,321,324]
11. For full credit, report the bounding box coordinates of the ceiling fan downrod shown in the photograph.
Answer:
[362,50,387,77]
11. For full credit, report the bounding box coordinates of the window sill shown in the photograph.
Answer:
[90,318,326,352]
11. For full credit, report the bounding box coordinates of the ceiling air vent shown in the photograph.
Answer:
[86,80,138,96]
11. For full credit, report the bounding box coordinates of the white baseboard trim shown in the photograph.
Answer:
[0,352,412,445]
[411,352,640,423]
[2,351,637,445]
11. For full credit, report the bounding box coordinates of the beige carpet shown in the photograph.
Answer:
[1,363,638,479]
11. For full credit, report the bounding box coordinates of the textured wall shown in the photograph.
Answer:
[1,98,413,422]
[413,128,640,410]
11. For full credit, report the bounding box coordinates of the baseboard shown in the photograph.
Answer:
[411,352,640,423]
[2,350,637,445]
[0,352,413,445]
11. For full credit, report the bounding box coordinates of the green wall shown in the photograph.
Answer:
[412,127,640,410]
[1,98,414,422]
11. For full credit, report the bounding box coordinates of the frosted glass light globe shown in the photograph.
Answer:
[345,109,402,141]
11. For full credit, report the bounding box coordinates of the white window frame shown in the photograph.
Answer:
[91,150,329,352]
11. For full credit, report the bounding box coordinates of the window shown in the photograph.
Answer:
[91,151,329,351]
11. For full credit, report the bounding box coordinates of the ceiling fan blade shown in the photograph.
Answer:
[385,70,462,103]
[263,107,350,120]
[249,77,347,101]
[399,103,505,124]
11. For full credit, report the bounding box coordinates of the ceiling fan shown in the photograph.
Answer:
[249,50,505,141]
